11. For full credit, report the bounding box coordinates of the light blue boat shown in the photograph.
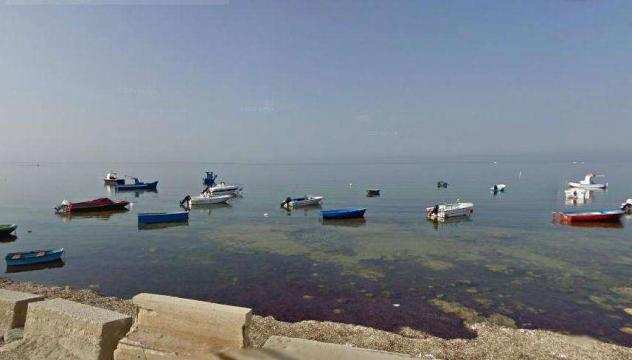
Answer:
[138,212,189,225]
[321,208,366,220]
[5,248,64,266]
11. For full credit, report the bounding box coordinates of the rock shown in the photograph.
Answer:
[4,327,23,343]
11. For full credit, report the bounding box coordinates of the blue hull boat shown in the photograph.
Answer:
[138,212,189,225]
[321,208,366,220]
[6,248,64,266]
[116,179,158,191]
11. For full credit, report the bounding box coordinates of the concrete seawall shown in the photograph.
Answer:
[0,289,411,359]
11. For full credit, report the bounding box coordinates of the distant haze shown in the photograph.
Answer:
[1,1,631,163]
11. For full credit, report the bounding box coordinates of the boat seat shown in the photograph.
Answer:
[36,252,46,257]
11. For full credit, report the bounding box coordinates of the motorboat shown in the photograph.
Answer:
[622,199,632,214]
[55,198,129,214]
[138,212,189,225]
[437,181,448,188]
[0,224,17,237]
[366,189,381,197]
[115,178,159,191]
[491,184,506,193]
[321,208,366,220]
[104,172,125,185]
[568,173,607,190]
[203,182,242,196]
[181,193,233,207]
[281,195,323,209]
[426,201,474,222]
[553,209,624,224]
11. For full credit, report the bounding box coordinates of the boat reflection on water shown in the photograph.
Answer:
[138,222,190,231]
[321,218,367,227]
[57,209,129,223]
[0,235,17,243]
[560,221,624,229]
[105,185,158,198]
[283,204,322,216]
[429,216,472,230]
[186,203,232,216]
[6,259,65,273]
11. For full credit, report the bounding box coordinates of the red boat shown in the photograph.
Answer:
[55,198,129,214]
[553,209,624,224]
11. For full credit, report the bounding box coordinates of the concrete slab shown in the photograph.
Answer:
[24,298,132,360]
[0,289,44,339]
[263,336,415,359]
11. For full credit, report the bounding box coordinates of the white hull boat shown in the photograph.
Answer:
[568,173,607,190]
[205,182,242,196]
[187,194,233,207]
[491,184,506,193]
[281,195,323,209]
[426,201,474,222]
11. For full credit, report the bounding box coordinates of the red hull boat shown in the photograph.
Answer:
[55,198,129,214]
[553,209,624,224]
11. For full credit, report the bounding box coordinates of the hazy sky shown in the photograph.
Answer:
[1,1,631,162]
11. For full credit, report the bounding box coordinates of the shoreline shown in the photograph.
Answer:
[0,278,631,359]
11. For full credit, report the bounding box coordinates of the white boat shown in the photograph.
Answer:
[491,184,506,193]
[568,173,607,190]
[426,201,474,222]
[565,188,591,200]
[622,199,632,214]
[185,194,233,207]
[281,195,323,209]
[204,182,242,196]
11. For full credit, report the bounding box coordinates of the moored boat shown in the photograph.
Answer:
[104,172,125,185]
[437,181,449,188]
[116,178,158,191]
[204,182,242,196]
[321,208,366,220]
[426,201,474,222]
[366,189,381,197]
[553,209,624,224]
[55,198,129,214]
[491,184,506,193]
[0,224,17,236]
[138,212,189,225]
[5,248,64,266]
[182,193,233,207]
[281,195,324,209]
[568,173,607,190]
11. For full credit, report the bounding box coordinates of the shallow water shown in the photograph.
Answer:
[1,158,632,345]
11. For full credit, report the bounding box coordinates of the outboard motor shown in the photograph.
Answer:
[180,195,192,208]
[281,197,292,208]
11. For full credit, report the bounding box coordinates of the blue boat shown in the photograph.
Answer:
[138,212,189,225]
[321,208,366,220]
[116,178,159,191]
[5,248,64,266]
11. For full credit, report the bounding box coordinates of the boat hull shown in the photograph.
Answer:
[104,178,125,185]
[189,194,233,206]
[56,198,129,214]
[283,196,323,209]
[5,249,64,266]
[0,224,17,236]
[116,181,159,191]
[426,203,474,222]
[553,210,624,224]
[321,208,366,220]
[568,182,606,190]
[138,212,189,225]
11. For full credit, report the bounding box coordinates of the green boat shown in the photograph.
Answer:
[0,225,17,236]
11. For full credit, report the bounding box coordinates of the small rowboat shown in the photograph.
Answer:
[0,224,17,236]
[426,201,474,222]
[366,189,381,197]
[321,208,366,220]
[184,194,233,207]
[5,248,64,266]
[138,212,189,225]
[437,181,448,188]
[281,195,323,209]
[553,210,624,224]
[55,198,129,214]
[104,172,125,185]
[491,184,506,193]
[116,178,159,191]
[568,173,607,190]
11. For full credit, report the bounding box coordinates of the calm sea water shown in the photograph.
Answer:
[1,158,632,345]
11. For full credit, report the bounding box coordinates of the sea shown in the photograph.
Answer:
[1,156,631,345]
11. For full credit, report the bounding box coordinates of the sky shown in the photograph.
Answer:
[0,0,631,162]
